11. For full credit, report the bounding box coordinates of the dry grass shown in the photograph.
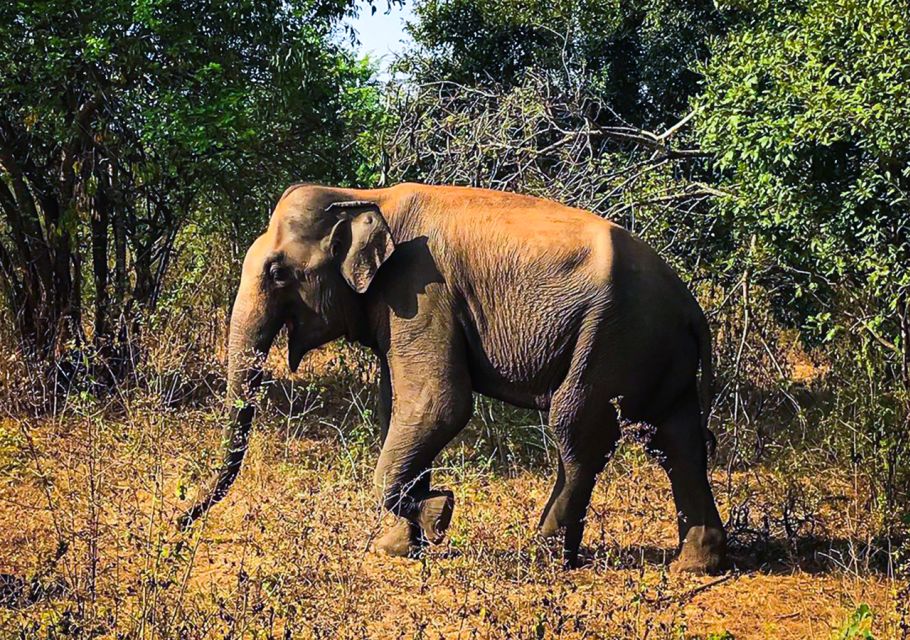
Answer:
[0,354,905,640]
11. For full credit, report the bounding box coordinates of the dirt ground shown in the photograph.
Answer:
[0,405,905,639]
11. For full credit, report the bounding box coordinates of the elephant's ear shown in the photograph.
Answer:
[325,201,395,294]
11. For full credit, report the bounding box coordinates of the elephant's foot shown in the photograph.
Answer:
[416,490,454,545]
[539,509,586,568]
[538,509,562,540]
[372,519,423,558]
[539,489,571,540]
[670,525,726,575]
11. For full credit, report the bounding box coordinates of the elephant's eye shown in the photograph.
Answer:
[268,262,294,287]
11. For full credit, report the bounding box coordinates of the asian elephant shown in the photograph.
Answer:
[179,182,726,574]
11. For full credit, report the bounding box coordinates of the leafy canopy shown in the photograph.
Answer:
[402,0,730,128]
[697,0,910,346]
[0,0,383,355]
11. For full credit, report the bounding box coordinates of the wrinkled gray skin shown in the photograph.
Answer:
[179,183,726,573]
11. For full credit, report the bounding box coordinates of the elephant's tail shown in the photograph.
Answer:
[694,310,717,458]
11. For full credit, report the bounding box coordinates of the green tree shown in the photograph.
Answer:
[696,0,910,527]
[402,0,732,128]
[0,0,381,362]
[696,0,910,380]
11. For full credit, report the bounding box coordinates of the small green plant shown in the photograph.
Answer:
[838,604,876,640]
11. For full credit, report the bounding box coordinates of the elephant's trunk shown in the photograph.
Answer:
[178,273,280,529]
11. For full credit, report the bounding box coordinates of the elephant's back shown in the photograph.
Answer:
[404,187,616,407]
[388,182,701,335]
[386,184,704,414]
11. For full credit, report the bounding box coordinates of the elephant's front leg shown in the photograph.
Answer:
[371,349,473,556]
[372,357,426,557]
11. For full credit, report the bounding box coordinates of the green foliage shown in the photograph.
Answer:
[697,0,910,534]
[696,0,910,350]
[1,0,378,205]
[0,421,27,476]
[0,0,383,355]
[402,0,731,127]
[838,603,877,640]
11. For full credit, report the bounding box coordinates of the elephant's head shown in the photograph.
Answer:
[179,187,395,528]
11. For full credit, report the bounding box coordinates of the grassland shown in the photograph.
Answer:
[0,349,905,639]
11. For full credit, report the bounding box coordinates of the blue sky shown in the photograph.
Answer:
[345,1,415,71]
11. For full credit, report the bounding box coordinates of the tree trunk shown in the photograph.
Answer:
[91,180,111,349]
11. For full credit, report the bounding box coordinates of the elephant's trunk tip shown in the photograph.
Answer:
[176,509,198,531]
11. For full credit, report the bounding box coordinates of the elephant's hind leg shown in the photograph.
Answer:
[538,453,566,534]
[648,387,726,574]
[539,393,620,567]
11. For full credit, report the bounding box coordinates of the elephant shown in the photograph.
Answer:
[179,182,726,574]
